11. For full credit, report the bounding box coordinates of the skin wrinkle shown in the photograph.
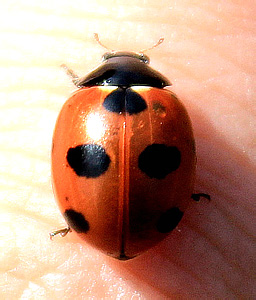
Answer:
[125,254,217,299]
[216,193,255,237]
[204,162,255,205]
[186,214,253,281]
[160,253,206,288]
[179,224,246,279]
[154,234,245,298]
[197,174,256,236]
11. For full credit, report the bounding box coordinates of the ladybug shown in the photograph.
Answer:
[51,35,209,260]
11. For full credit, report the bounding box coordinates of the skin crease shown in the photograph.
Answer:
[0,0,255,298]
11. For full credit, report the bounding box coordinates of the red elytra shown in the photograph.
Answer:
[51,47,207,260]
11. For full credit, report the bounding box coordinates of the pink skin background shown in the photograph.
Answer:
[0,0,255,299]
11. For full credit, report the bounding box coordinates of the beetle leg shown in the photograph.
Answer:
[49,227,71,240]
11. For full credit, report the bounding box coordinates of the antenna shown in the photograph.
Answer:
[139,37,164,53]
[93,33,113,52]
[93,33,164,54]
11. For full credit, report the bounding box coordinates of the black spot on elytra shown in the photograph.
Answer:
[156,207,184,233]
[138,144,181,179]
[103,87,147,114]
[63,209,90,233]
[126,88,147,114]
[67,144,110,178]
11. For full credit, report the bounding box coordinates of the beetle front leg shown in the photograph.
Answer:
[49,227,71,240]
[60,64,80,87]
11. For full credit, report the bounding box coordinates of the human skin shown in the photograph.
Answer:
[0,0,255,299]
